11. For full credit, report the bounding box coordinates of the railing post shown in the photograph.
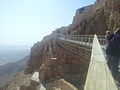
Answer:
[85,36,86,46]
[102,38,105,46]
[88,36,91,46]
[82,37,83,43]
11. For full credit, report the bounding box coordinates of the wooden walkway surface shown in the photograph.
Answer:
[84,35,118,90]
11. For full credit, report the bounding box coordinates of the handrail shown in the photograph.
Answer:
[55,34,105,47]
[55,36,92,63]
[84,35,117,90]
[56,40,90,62]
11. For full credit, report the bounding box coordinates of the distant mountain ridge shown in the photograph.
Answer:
[0,45,30,65]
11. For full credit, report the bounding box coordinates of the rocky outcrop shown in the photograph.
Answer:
[25,34,57,74]
[70,0,120,35]
[104,0,120,31]
[46,79,78,90]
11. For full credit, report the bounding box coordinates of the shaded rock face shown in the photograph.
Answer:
[105,0,120,31]
[25,35,53,73]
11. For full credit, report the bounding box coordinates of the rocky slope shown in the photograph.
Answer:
[1,72,31,90]
[0,56,29,88]
[2,0,120,90]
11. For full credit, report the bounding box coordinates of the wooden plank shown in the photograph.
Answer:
[84,35,118,90]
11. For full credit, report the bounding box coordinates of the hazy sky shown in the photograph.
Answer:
[0,0,96,46]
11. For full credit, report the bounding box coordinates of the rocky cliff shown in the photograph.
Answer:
[2,0,120,90]
[70,0,120,35]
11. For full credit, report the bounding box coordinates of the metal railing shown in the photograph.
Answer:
[56,38,91,62]
[55,34,106,63]
[55,34,105,48]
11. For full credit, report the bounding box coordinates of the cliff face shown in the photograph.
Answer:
[70,0,120,35]
[25,35,53,73]
[3,0,120,90]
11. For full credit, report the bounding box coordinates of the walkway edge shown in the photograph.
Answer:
[84,34,118,90]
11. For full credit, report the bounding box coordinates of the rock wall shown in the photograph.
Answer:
[71,0,120,35]
[25,35,53,73]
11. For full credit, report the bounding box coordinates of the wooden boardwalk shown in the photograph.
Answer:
[84,35,118,90]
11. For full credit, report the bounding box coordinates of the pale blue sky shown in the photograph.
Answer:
[0,0,96,46]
